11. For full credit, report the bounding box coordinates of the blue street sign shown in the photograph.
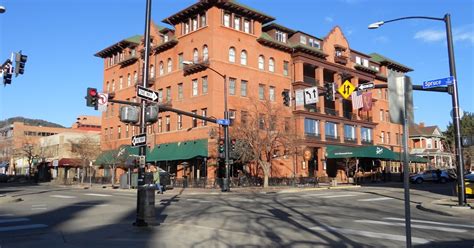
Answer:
[217,119,230,126]
[422,76,454,89]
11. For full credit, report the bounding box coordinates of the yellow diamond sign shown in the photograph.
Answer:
[338,80,355,99]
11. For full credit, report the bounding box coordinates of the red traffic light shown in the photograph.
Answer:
[88,88,98,96]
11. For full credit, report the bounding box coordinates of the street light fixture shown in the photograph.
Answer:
[368,14,466,207]
[0,6,6,14]
[183,60,230,192]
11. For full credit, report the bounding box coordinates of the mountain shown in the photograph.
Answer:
[0,117,65,128]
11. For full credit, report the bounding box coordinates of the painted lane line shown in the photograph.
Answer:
[32,204,47,207]
[50,195,76,199]
[186,199,200,201]
[199,200,212,203]
[383,217,474,229]
[0,224,48,232]
[31,208,47,210]
[354,220,466,233]
[84,193,112,197]
[309,226,430,244]
[0,218,29,224]
[320,194,359,198]
[358,197,393,202]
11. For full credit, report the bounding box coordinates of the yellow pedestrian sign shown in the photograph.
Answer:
[338,80,355,99]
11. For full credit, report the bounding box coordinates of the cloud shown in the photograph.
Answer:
[414,25,474,44]
[324,17,334,23]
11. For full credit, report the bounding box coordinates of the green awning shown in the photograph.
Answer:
[147,139,208,162]
[326,145,397,160]
[94,145,148,165]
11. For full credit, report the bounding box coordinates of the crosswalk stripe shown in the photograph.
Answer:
[354,220,466,233]
[84,193,112,197]
[50,195,76,199]
[31,208,47,210]
[0,224,48,232]
[383,217,474,229]
[320,194,359,198]
[0,218,29,224]
[309,225,430,244]
[358,197,393,202]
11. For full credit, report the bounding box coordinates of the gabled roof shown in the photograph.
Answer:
[409,124,442,137]
[370,53,413,72]
[94,35,142,58]
[163,0,274,25]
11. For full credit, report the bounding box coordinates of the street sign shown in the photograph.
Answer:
[98,93,108,112]
[295,89,304,106]
[131,133,147,147]
[137,85,159,102]
[304,87,319,104]
[337,80,355,99]
[422,76,454,89]
[217,119,230,126]
[357,82,375,91]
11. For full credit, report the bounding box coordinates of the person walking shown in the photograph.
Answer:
[153,169,163,194]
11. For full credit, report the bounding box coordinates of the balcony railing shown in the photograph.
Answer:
[305,105,320,113]
[334,55,348,65]
[137,75,156,87]
[303,76,319,86]
[183,57,210,76]
[305,133,321,140]
[343,111,357,120]
[117,54,138,67]
[324,108,338,116]
[344,137,357,143]
[360,115,373,122]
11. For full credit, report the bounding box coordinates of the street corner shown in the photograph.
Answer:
[0,194,22,204]
[417,198,474,218]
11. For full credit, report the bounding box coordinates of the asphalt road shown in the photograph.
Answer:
[0,183,473,248]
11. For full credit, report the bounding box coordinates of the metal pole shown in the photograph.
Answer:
[445,14,466,206]
[402,78,412,248]
[223,75,230,192]
[135,0,152,227]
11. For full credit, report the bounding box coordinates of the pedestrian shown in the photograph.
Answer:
[153,169,163,194]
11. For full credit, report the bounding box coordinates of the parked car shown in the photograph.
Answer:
[410,169,450,184]
[464,173,474,197]
[0,173,8,183]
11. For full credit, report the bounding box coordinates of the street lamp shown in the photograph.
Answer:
[369,14,466,206]
[183,61,230,192]
[0,6,5,14]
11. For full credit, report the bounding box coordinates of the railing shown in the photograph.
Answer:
[344,137,357,143]
[324,108,338,116]
[360,115,373,122]
[334,55,348,65]
[305,105,320,113]
[117,55,138,67]
[303,76,319,86]
[343,111,357,120]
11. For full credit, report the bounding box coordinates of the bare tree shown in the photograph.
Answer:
[231,99,296,188]
[99,145,130,186]
[69,135,100,185]
[14,138,40,178]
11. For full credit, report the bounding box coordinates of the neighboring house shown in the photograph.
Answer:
[39,131,100,183]
[409,122,453,169]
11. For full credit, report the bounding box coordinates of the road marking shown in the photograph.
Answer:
[354,220,466,233]
[0,218,29,224]
[309,225,430,244]
[31,208,47,210]
[358,197,393,202]
[0,224,48,232]
[320,194,359,198]
[50,195,76,199]
[383,217,474,229]
[84,193,112,197]
[32,204,46,207]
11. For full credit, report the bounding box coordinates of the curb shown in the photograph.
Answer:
[417,201,473,217]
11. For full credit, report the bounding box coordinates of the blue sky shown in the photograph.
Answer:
[0,0,472,130]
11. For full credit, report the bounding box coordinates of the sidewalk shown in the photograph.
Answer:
[417,197,474,218]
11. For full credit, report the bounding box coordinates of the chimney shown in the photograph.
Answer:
[419,122,425,127]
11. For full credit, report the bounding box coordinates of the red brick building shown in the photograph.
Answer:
[95,0,412,183]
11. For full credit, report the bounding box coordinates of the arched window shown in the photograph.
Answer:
[229,47,235,63]
[193,48,199,63]
[240,50,247,65]
[269,58,275,72]
[167,58,172,72]
[202,45,209,61]
[150,64,155,78]
[159,61,164,75]
[258,55,265,70]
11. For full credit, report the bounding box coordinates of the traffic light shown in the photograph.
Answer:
[282,90,290,106]
[14,52,27,76]
[86,87,99,110]
[218,138,225,158]
[2,60,13,85]
[324,82,335,101]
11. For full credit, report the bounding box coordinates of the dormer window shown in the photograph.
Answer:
[300,36,307,45]
[275,31,287,43]
[309,38,320,49]
[224,13,231,27]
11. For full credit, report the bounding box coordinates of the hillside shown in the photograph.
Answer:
[0,117,65,129]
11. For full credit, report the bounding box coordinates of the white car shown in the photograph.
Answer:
[410,170,450,184]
